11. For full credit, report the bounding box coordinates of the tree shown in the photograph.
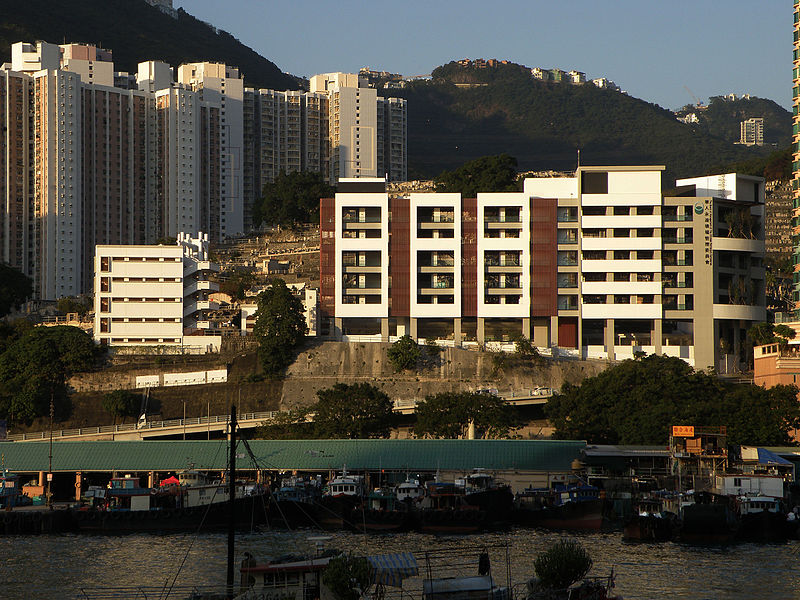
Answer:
[747,322,797,349]
[56,296,92,317]
[218,270,258,301]
[254,170,336,227]
[414,391,519,439]
[434,154,521,197]
[545,355,800,445]
[313,383,394,439]
[387,335,421,371]
[322,555,372,600]
[102,390,140,424]
[252,279,307,377]
[0,326,97,425]
[0,263,32,317]
[533,540,593,592]
[255,408,314,439]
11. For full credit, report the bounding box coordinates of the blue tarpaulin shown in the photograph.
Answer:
[367,552,419,587]
[756,447,792,466]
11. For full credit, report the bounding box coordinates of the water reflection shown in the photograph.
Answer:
[1,530,799,599]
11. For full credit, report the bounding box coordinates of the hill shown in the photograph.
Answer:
[0,0,300,91]
[390,61,774,182]
[677,96,791,148]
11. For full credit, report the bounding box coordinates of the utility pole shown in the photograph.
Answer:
[47,390,54,508]
[226,404,237,598]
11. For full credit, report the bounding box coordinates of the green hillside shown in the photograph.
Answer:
[0,0,300,91]
[391,62,774,182]
[678,96,791,147]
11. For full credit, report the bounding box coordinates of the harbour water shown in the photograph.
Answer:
[2,529,799,599]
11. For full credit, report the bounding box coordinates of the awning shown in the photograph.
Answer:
[159,476,180,486]
[367,552,418,587]
[742,446,792,466]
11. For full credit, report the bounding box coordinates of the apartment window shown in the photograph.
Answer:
[636,228,654,238]
[100,298,110,312]
[637,250,654,260]
[582,206,605,216]
[613,206,629,216]
[613,250,630,260]
[583,250,606,261]
[614,295,631,304]
[583,272,606,282]
[636,206,654,216]
[581,171,608,194]
[614,273,630,282]
[100,277,110,292]
[613,228,630,238]
[99,318,110,333]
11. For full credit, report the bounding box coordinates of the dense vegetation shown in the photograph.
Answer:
[0,264,32,317]
[0,0,299,90]
[0,325,99,425]
[391,61,774,181]
[253,171,336,227]
[545,355,800,446]
[678,96,791,148]
[434,154,521,196]
[414,391,520,439]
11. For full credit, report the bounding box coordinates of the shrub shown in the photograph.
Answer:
[533,540,592,591]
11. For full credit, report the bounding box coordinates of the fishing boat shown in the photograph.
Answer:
[270,474,323,528]
[735,495,789,542]
[317,468,365,530]
[353,486,416,533]
[678,491,738,544]
[622,498,678,542]
[513,483,605,531]
[419,480,486,534]
[396,476,425,505]
[0,468,23,509]
[456,469,514,520]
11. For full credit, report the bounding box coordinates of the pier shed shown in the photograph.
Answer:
[0,439,586,500]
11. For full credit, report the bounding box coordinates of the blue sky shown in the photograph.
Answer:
[178,0,791,110]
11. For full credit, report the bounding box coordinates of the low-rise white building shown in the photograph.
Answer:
[93,232,221,351]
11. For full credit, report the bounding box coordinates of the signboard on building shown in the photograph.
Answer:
[702,199,713,266]
[672,425,695,437]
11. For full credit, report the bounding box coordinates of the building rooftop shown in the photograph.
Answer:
[0,439,587,473]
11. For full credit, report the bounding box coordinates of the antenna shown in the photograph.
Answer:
[577,148,581,168]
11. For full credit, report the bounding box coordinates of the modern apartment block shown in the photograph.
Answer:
[320,168,766,372]
[93,232,221,350]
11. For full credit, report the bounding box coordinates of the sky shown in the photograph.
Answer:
[177,0,792,111]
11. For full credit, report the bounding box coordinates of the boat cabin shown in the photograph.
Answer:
[325,472,365,498]
[423,576,510,600]
[107,476,152,511]
[0,470,22,509]
[396,478,425,503]
[239,555,334,600]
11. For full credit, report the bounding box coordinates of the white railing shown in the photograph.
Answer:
[6,411,279,442]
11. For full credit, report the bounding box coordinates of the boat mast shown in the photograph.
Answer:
[227,404,237,597]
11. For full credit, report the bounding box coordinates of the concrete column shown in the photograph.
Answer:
[334,318,343,340]
[550,316,559,347]
[653,319,662,355]
[75,471,82,502]
[477,318,485,345]
[148,471,155,488]
[381,318,389,342]
[409,317,418,339]
[522,317,531,340]
[605,319,615,360]
[454,318,462,347]
[38,471,44,487]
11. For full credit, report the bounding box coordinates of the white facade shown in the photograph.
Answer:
[477,192,531,318]
[410,193,462,318]
[178,62,245,238]
[334,182,390,319]
[94,232,220,350]
[33,69,84,299]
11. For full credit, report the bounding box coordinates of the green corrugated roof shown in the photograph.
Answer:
[0,439,585,473]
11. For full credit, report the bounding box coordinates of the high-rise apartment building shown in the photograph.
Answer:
[0,42,230,299]
[242,89,329,230]
[793,0,800,312]
[242,73,407,229]
[320,168,765,372]
[178,62,245,238]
